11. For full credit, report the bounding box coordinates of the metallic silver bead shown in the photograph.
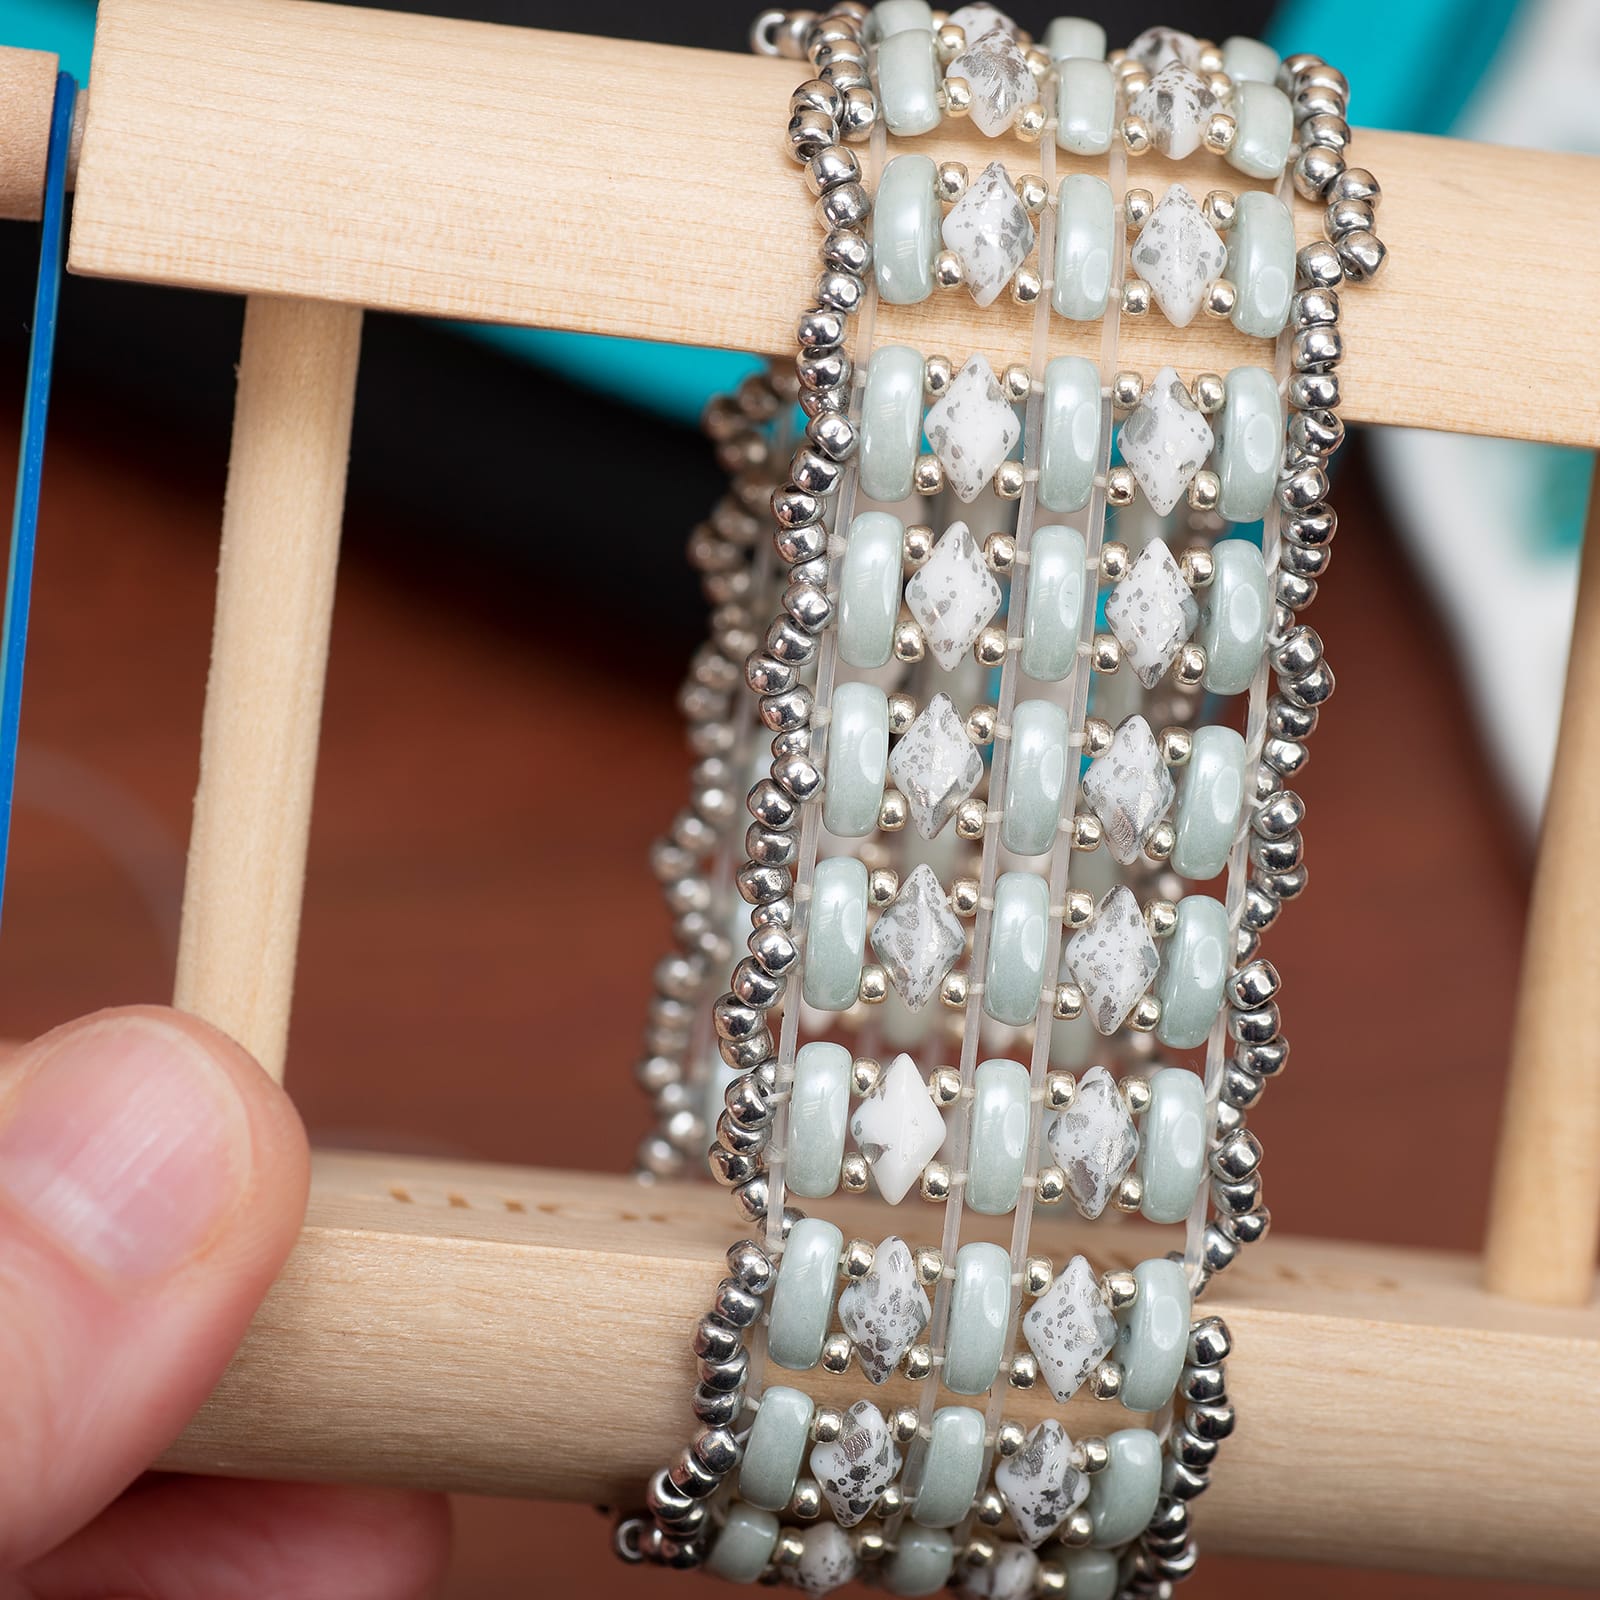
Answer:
[816,179,871,229]
[790,1477,823,1520]
[1222,1063,1265,1112]
[787,107,837,162]
[708,1143,758,1187]
[1259,863,1309,901]
[1181,1363,1227,1405]
[1211,1127,1263,1181]
[732,1174,770,1223]
[737,863,792,906]
[1267,696,1318,741]
[773,754,824,801]
[1230,960,1281,1009]
[712,1276,763,1329]
[1242,1036,1290,1076]
[813,268,865,313]
[805,143,861,196]
[1199,1223,1238,1276]
[1324,196,1373,242]
[1186,1400,1236,1441]
[1337,228,1387,282]
[808,409,857,460]
[1300,111,1349,151]
[1293,144,1344,201]
[838,84,877,140]
[746,826,797,871]
[1276,570,1318,611]
[1281,660,1336,708]
[1229,1000,1281,1045]
[820,1332,853,1373]
[1250,831,1302,874]
[669,1446,722,1498]
[1227,1206,1272,1245]
[822,226,871,276]
[1188,1316,1231,1366]
[1163,1457,1210,1501]
[796,305,846,349]
[693,1423,742,1476]
[716,1108,770,1156]
[1288,370,1340,411]
[1254,789,1304,838]
[1293,326,1343,371]
[1330,166,1381,208]
[783,580,834,632]
[1171,1426,1216,1469]
[775,520,828,564]
[1295,239,1343,289]
[1278,463,1327,510]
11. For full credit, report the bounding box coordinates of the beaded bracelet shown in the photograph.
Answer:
[624,9,1384,1596]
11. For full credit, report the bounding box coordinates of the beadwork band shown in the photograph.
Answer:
[626,8,1384,1597]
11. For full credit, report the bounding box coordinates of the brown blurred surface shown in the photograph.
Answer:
[0,349,1581,1600]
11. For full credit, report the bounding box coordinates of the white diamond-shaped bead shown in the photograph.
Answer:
[838,1234,932,1383]
[905,520,1003,670]
[1080,714,1175,865]
[810,1399,902,1527]
[1126,26,1201,70]
[796,1523,860,1594]
[888,691,985,839]
[1119,366,1217,515]
[924,353,1023,499]
[947,29,1035,137]
[993,1419,1090,1546]
[850,1052,947,1204]
[949,4,1020,40]
[871,862,967,1011]
[1045,1065,1140,1219]
[961,1544,1039,1600]
[1065,885,1160,1034]
[1132,62,1219,159]
[1104,536,1200,687]
[940,165,1037,310]
[1021,1253,1118,1403]
[1128,185,1227,329]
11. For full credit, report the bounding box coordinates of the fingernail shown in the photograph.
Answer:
[0,1018,250,1281]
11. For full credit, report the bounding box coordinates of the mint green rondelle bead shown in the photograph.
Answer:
[1087,1428,1162,1547]
[1022,525,1087,680]
[802,856,868,1012]
[912,1407,987,1527]
[1138,1066,1207,1225]
[1054,58,1115,156]
[943,1242,1011,1394]
[1039,356,1101,513]
[966,1058,1030,1215]
[1216,366,1282,523]
[768,1220,844,1371]
[884,1528,954,1595]
[789,1041,851,1199]
[822,681,888,839]
[1171,724,1246,880]
[1221,33,1280,83]
[708,1504,780,1581]
[1225,190,1295,338]
[1155,895,1228,1050]
[1228,80,1294,180]
[875,154,940,306]
[839,511,904,669]
[1003,699,1071,856]
[738,1386,815,1509]
[984,872,1050,1026]
[1198,538,1270,695]
[860,345,925,503]
[1060,1548,1120,1600]
[1114,1259,1191,1412]
[878,26,941,136]
[1052,173,1115,320]
[1044,16,1106,59]
[874,0,933,37]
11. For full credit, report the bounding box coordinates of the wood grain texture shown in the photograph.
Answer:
[158,1152,1600,1585]
[172,297,362,1080]
[66,0,1600,448]
[1485,458,1600,1305]
[0,44,57,222]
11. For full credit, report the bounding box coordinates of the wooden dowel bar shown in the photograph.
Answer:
[1485,456,1600,1305]
[63,0,1600,449]
[172,295,361,1080]
[161,1153,1599,1584]
[0,45,59,222]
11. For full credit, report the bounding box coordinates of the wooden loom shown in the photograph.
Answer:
[2,0,1598,1584]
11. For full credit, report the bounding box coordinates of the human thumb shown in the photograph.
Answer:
[0,1005,309,1569]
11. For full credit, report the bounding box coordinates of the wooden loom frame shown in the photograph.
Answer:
[1,0,1598,1584]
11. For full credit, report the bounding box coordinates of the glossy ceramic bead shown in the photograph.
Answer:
[1225,190,1296,339]
[1044,16,1106,59]
[1038,356,1101,514]
[1054,58,1115,156]
[1228,80,1294,180]
[1138,1066,1207,1225]
[860,345,926,503]
[1170,724,1246,880]
[876,154,940,306]
[984,871,1051,1026]
[1003,699,1071,856]
[823,681,889,838]
[912,1407,987,1527]
[739,1385,815,1508]
[966,1057,1030,1215]
[944,1241,1011,1395]
[803,856,869,1012]
[1215,366,1283,523]
[768,1219,845,1371]
[1059,1548,1120,1600]
[878,26,942,137]
[875,0,933,38]
[789,1041,851,1199]
[1087,1428,1163,1547]
[1154,894,1229,1050]
[1052,173,1115,321]
[839,511,905,669]
[1198,537,1270,694]
[708,1503,780,1581]
[1221,33,1279,83]
[1021,525,1087,679]
[1115,1258,1191,1411]
[884,1529,954,1596]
